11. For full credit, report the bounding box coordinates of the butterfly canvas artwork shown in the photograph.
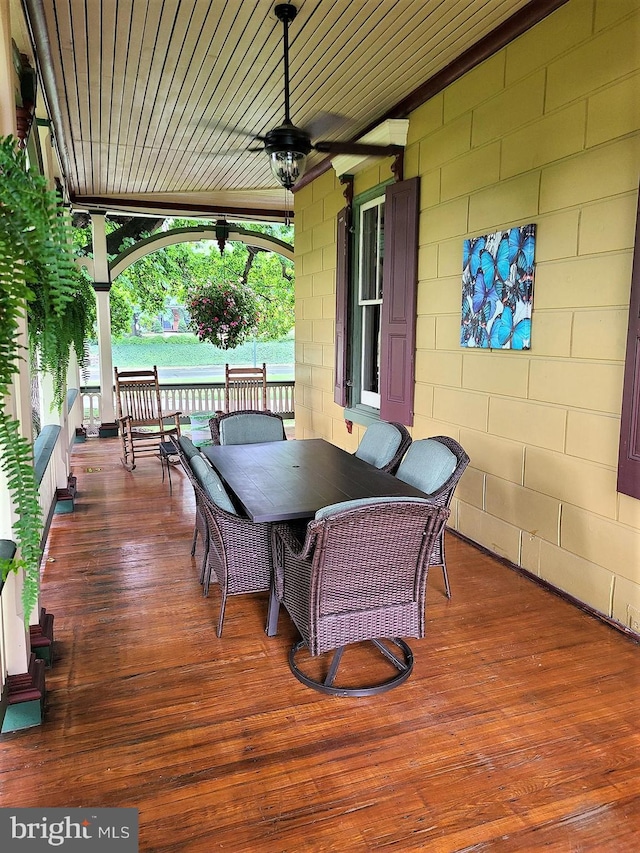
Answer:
[461,223,536,349]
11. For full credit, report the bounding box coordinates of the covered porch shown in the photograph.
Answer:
[1,437,638,849]
[1,0,639,846]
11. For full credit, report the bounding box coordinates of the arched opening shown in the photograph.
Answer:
[79,218,296,431]
[109,223,294,278]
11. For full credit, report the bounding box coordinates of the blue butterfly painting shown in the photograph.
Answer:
[463,235,486,278]
[509,224,536,274]
[489,306,531,350]
[480,235,509,301]
[461,297,491,348]
[472,267,499,315]
[461,223,536,349]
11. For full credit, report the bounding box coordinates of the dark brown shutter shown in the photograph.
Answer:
[334,206,351,406]
[380,177,420,426]
[617,188,640,500]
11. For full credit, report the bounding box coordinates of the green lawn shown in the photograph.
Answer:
[90,334,294,369]
[99,334,294,367]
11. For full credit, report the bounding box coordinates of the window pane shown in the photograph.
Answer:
[377,202,385,300]
[362,303,381,395]
[360,206,379,301]
[355,193,385,410]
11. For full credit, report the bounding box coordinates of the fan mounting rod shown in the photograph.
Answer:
[275,3,298,125]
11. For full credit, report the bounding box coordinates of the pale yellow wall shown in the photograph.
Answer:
[293,0,640,632]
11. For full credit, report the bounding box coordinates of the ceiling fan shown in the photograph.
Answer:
[252,3,403,190]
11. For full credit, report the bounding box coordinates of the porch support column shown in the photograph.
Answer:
[90,212,117,429]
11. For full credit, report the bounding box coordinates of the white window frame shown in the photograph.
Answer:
[357,195,385,409]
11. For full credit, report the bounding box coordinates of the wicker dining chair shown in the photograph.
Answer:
[209,409,286,445]
[354,421,412,474]
[394,436,470,599]
[269,498,450,696]
[170,434,209,581]
[189,457,272,636]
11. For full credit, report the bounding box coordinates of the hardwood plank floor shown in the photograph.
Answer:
[1,438,638,852]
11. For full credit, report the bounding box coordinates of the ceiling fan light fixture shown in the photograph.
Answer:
[269,149,307,190]
[264,121,312,190]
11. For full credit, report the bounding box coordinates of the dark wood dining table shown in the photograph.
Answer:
[201,438,428,523]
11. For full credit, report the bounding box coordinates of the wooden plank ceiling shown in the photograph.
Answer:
[23,0,542,221]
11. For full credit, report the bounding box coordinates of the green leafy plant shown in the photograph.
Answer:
[0,135,93,619]
[186,279,260,350]
[0,411,42,619]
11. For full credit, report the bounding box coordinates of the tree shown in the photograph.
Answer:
[238,222,294,339]
[73,216,294,340]
[242,247,294,339]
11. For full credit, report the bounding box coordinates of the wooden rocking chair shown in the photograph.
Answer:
[114,366,181,470]
[224,362,267,412]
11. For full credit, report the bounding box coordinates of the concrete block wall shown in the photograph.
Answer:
[293,0,640,631]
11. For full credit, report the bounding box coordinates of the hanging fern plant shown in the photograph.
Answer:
[0,135,94,620]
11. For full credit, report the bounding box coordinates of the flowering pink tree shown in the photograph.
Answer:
[186,280,260,349]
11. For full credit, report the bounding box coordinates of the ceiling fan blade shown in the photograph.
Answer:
[302,111,351,140]
[192,116,261,138]
[213,130,265,148]
[211,146,263,156]
[231,128,265,141]
[314,140,404,157]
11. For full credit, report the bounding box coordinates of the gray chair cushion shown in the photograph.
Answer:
[354,422,403,469]
[219,413,284,445]
[315,495,431,520]
[395,439,457,495]
[178,434,200,459]
[190,455,237,515]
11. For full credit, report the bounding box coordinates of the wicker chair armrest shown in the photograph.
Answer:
[421,490,450,509]
[272,522,300,555]
[275,520,321,561]
[272,521,318,599]
[208,416,221,444]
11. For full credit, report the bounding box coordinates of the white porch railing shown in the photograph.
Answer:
[81,380,295,432]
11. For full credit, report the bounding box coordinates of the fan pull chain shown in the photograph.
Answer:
[284,187,291,227]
